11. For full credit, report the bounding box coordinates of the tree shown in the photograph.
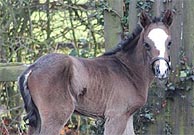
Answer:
[104,0,123,51]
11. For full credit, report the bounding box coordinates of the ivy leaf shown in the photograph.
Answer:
[69,49,78,56]
[189,75,194,81]
[180,71,187,78]
[145,113,152,119]
[149,0,155,2]
[144,113,155,122]
[169,85,175,91]
[166,83,175,91]
[181,95,186,99]
[138,1,144,5]
[186,86,191,91]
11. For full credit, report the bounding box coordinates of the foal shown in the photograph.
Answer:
[19,10,173,135]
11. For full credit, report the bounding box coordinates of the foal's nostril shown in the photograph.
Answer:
[155,65,160,75]
[165,69,168,74]
[161,74,165,78]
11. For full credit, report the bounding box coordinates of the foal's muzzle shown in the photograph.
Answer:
[151,57,171,79]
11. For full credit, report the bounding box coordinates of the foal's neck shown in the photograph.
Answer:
[115,33,154,89]
[116,33,145,67]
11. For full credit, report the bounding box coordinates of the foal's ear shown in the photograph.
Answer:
[140,11,151,28]
[162,9,173,27]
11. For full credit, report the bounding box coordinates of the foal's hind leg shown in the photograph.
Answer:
[104,114,135,135]
[39,92,74,135]
[28,76,75,135]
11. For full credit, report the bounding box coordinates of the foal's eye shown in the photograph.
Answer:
[144,43,151,50]
[167,41,172,49]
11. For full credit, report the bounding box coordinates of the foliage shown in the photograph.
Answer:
[136,0,154,12]
[0,0,105,134]
[0,0,193,135]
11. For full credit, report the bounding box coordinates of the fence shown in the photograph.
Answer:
[142,0,194,134]
[104,0,194,134]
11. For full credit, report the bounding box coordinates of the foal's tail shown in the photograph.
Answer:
[18,69,41,134]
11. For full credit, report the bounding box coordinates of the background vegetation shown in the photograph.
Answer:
[0,0,194,135]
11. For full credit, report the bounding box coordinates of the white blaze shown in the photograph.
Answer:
[148,28,169,78]
[148,28,168,57]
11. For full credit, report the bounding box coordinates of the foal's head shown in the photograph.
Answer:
[140,10,173,79]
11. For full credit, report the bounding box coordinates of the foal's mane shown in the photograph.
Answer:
[103,24,142,56]
[152,17,163,23]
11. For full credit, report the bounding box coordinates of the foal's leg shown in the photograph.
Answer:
[122,115,135,135]
[28,75,75,135]
[35,90,74,135]
[104,114,135,135]
[38,91,75,135]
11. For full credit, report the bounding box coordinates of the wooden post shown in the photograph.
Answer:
[128,0,137,32]
[145,2,166,134]
[181,1,194,134]
[153,0,164,17]
[183,1,194,65]
[104,0,123,51]
[0,63,28,82]
[165,1,183,67]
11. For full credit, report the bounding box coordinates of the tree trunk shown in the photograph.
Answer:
[104,0,123,51]
[0,32,5,63]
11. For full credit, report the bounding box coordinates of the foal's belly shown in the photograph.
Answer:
[74,91,107,118]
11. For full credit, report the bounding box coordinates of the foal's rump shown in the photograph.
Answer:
[18,53,74,134]
[18,68,41,134]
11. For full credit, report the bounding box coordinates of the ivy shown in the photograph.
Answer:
[137,0,154,12]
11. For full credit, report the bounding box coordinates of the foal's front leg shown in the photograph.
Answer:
[104,114,135,135]
[123,115,135,135]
